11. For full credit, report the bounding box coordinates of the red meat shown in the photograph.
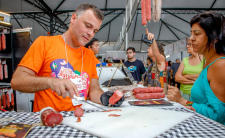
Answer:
[11,93,14,106]
[146,0,151,21]
[6,93,10,108]
[109,90,124,105]
[141,0,147,26]
[40,107,63,127]
[132,87,164,93]
[74,107,84,117]
[2,93,6,109]
[134,93,165,100]
[108,114,121,117]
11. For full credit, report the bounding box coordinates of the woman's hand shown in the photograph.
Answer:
[167,85,187,105]
[184,106,196,112]
[138,81,143,84]
[146,28,154,40]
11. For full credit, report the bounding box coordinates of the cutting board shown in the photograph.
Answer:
[62,106,193,138]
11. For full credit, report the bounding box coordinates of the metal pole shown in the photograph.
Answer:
[50,13,53,35]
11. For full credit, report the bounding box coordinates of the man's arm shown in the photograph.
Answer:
[89,78,104,104]
[11,66,79,99]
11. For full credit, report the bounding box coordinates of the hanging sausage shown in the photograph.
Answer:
[155,0,162,21]
[2,93,6,109]
[0,34,1,51]
[0,95,1,109]
[141,0,147,26]
[145,0,151,22]
[6,93,10,108]
[152,0,162,21]
[0,63,3,80]
[11,92,14,106]
[1,33,6,50]
[4,63,8,79]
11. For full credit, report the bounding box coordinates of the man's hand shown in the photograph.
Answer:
[100,91,124,107]
[48,78,79,99]
[167,85,187,105]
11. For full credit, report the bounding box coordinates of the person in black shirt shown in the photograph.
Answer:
[171,58,181,88]
[122,47,146,83]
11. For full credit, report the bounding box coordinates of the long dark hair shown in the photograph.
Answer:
[84,38,99,48]
[190,11,225,55]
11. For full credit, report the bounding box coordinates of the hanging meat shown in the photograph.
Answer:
[141,0,147,26]
[0,34,1,51]
[0,64,3,80]
[152,0,162,22]
[4,64,8,79]
[11,93,14,106]
[6,93,10,108]
[2,93,6,109]
[145,0,151,22]
[0,95,1,109]
[1,33,6,50]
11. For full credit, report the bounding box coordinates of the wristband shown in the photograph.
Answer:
[186,101,193,106]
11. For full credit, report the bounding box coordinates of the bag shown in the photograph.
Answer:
[170,71,173,79]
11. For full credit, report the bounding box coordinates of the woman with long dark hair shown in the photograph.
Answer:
[167,11,225,125]
[140,29,167,94]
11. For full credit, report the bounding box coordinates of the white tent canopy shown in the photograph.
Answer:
[1,0,225,49]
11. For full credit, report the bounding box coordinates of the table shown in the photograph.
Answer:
[0,106,224,138]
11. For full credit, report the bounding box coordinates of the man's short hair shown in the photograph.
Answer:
[126,47,135,53]
[85,38,99,48]
[175,58,180,62]
[74,3,104,20]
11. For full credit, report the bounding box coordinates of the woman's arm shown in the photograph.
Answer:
[146,28,165,71]
[183,74,199,81]
[175,60,195,84]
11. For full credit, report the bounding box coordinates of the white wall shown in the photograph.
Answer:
[16,91,34,112]
[166,50,189,63]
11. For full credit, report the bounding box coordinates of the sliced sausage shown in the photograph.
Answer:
[108,114,121,117]
[76,117,81,122]
[102,109,122,112]
[134,93,165,100]
[109,90,124,105]
[74,107,84,117]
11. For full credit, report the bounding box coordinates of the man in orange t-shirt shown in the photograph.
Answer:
[85,38,101,64]
[11,3,124,112]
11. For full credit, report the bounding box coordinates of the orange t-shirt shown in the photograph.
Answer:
[19,35,98,112]
[94,56,101,65]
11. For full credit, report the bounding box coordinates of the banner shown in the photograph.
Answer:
[168,44,174,54]
[173,41,180,53]
[179,39,186,51]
